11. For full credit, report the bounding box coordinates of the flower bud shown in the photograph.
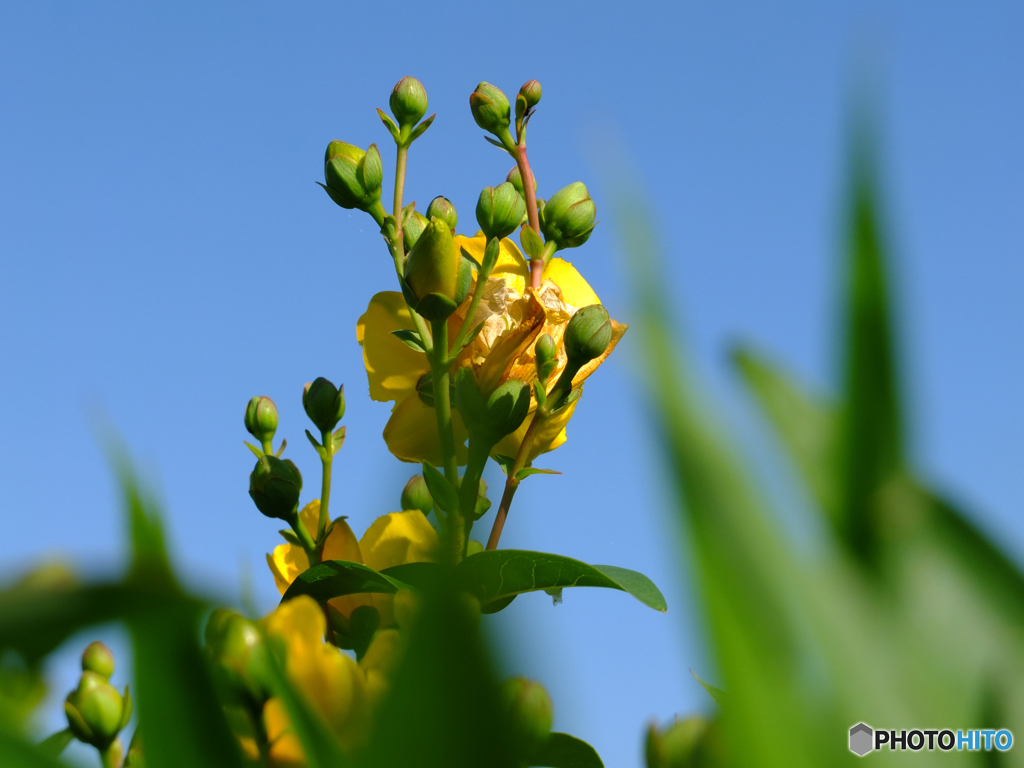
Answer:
[534,334,558,383]
[476,183,526,242]
[65,671,130,748]
[249,456,302,519]
[323,141,383,212]
[506,166,536,198]
[403,210,429,251]
[500,678,553,752]
[400,475,433,516]
[519,80,542,109]
[426,196,458,231]
[81,641,115,680]
[645,717,720,768]
[124,730,145,768]
[404,218,461,321]
[564,305,613,368]
[540,181,596,249]
[244,396,278,445]
[389,76,428,129]
[205,609,268,703]
[454,369,531,446]
[303,378,345,433]
[469,82,511,135]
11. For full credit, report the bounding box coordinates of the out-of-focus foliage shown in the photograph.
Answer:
[616,122,1024,766]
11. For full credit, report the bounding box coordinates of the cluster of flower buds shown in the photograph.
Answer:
[64,642,133,762]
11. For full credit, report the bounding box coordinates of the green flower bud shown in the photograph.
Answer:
[534,334,558,383]
[249,456,302,520]
[476,183,526,242]
[323,141,383,212]
[454,369,531,446]
[426,196,458,231]
[645,717,720,768]
[506,166,536,198]
[107,738,125,768]
[400,475,433,516]
[403,210,429,251]
[540,181,597,249]
[81,641,115,680]
[564,305,613,368]
[205,609,268,703]
[389,76,428,129]
[244,396,278,444]
[519,79,542,109]
[469,82,511,135]
[65,672,129,748]
[501,677,553,752]
[404,218,462,321]
[303,378,345,433]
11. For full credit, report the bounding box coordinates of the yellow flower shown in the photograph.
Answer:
[260,598,406,766]
[267,500,438,627]
[357,233,626,466]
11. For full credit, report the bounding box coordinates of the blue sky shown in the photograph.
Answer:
[1,2,1021,766]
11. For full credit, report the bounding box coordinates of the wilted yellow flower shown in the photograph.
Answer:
[267,500,438,627]
[357,233,626,465]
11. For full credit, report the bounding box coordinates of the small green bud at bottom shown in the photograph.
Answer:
[401,475,433,515]
[564,305,612,367]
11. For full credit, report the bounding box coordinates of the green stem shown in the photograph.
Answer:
[509,139,544,291]
[260,439,273,455]
[316,429,333,546]
[455,441,490,560]
[99,745,118,768]
[392,144,409,269]
[289,506,318,564]
[429,319,459,485]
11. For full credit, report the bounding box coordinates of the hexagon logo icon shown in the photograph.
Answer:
[849,723,873,756]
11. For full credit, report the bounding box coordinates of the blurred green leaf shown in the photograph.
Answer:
[422,463,458,515]
[690,670,726,708]
[361,576,516,768]
[455,551,667,612]
[731,346,839,521]
[0,728,67,768]
[35,729,73,759]
[529,732,604,768]
[837,138,904,561]
[281,560,408,604]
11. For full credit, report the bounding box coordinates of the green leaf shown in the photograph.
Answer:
[362,575,517,768]
[332,425,347,454]
[243,440,264,459]
[837,139,904,560]
[455,551,667,612]
[493,454,516,475]
[529,732,605,768]
[281,560,407,604]
[515,467,562,480]
[482,237,501,275]
[391,328,427,352]
[483,135,506,149]
[0,727,68,768]
[520,224,545,260]
[305,428,323,452]
[400,199,416,227]
[731,345,839,520]
[422,463,458,515]
[690,669,726,707]
[36,729,73,759]
[376,107,400,143]
[380,562,444,591]
[459,246,482,271]
[409,113,435,143]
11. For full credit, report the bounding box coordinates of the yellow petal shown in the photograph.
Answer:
[264,699,304,768]
[455,233,530,295]
[382,394,469,465]
[542,257,600,308]
[473,292,546,393]
[357,292,429,403]
[359,511,439,572]
[267,544,310,597]
[572,319,628,387]
[321,519,376,619]
[298,500,321,538]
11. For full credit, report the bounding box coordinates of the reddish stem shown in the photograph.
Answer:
[486,478,520,550]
